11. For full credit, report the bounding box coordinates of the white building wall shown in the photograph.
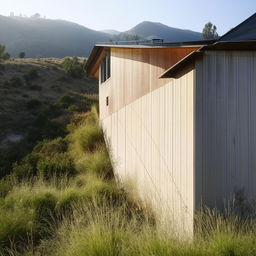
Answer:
[195,51,256,210]
[102,70,195,235]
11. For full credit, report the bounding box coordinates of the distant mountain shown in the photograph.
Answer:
[0,15,110,58]
[0,16,203,58]
[101,29,120,35]
[123,21,203,42]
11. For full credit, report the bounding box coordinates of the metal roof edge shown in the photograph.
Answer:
[219,12,256,41]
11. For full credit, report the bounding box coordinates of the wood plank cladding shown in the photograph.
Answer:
[99,47,199,119]
[195,51,256,210]
[102,70,195,235]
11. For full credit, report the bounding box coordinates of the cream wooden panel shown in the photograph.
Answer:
[195,51,256,209]
[102,70,195,235]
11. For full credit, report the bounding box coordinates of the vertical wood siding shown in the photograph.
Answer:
[195,51,256,209]
[102,70,195,235]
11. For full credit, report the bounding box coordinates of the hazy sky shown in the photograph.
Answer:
[1,0,255,35]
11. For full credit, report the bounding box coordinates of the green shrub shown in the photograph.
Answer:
[59,94,76,108]
[68,104,79,112]
[34,138,68,156]
[0,209,34,252]
[55,189,81,214]
[37,153,76,179]
[26,98,42,110]
[12,153,40,180]
[9,76,23,87]
[0,44,10,60]
[76,125,104,152]
[84,149,113,179]
[34,104,62,127]
[61,57,84,79]
[0,178,13,198]
[31,192,57,221]
[18,51,25,58]
[23,68,39,83]
[28,84,42,91]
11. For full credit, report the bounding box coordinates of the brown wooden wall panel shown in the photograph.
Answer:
[99,47,198,119]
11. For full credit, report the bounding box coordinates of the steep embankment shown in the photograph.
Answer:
[0,58,98,176]
[0,105,256,256]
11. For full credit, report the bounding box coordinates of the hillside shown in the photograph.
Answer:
[0,15,204,58]
[123,21,203,41]
[101,29,121,35]
[0,57,98,175]
[0,15,110,57]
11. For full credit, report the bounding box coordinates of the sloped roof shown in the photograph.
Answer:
[219,12,256,41]
[84,40,213,77]
[160,40,256,78]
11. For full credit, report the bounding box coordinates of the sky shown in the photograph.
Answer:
[1,0,255,35]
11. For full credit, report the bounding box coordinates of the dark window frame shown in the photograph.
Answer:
[100,51,111,83]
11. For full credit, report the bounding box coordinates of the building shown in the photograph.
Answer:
[85,13,256,235]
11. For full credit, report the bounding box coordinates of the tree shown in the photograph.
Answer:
[19,52,26,58]
[0,45,10,60]
[61,57,84,79]
[202,22,219,40]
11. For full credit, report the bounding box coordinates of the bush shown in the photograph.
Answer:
[0,178,13,198]
[18,52,25,58]
[34,138,68,156]
[9,76,23,87]
[28,84,42,91]
[0,44,10,60]
[12,153,40,180]
[31,192,57,221]
[0,209,34,253]
[23,68,39,83]
[37,153,76,179]
[84,150,113,179]
[76,125,104,152]
[59,94,76,108]
[26,98,42,110]
[62,57,84,79]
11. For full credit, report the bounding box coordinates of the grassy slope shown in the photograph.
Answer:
[0,59,256,256]
[0,107,256,256]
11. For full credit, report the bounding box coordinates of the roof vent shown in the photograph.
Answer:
[151,38,164,44]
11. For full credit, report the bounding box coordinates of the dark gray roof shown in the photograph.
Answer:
[219,13,256,41]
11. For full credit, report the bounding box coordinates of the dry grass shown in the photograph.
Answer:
[2,108,256,256]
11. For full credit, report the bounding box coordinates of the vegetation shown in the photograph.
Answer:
[0,45,10,60]
[0,58,98,177]
[18,52,25,58]
[0,98,256,255]
[202,22,219,40]
[61,57,85,79]
[23,68,39,83]
[1,57,256,256]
